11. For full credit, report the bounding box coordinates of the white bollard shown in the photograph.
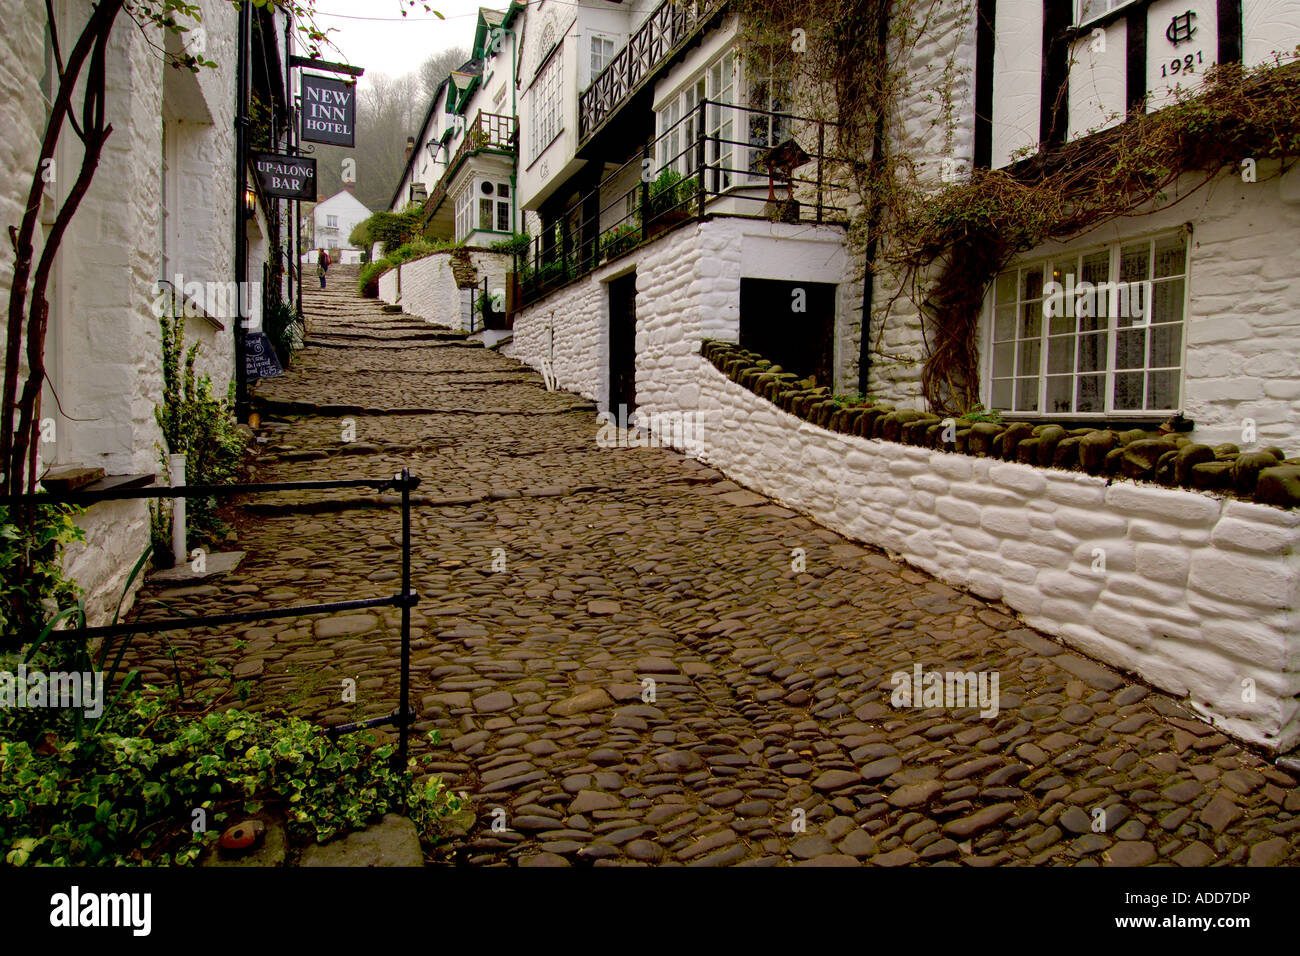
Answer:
[169,453,186,566]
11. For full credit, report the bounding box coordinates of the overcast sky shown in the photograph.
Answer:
[307,0,495,87]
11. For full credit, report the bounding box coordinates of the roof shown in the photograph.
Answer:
[387,3,525,211]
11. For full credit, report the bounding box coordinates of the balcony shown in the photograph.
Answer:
[578,0,723,144]
[515,100,852,308]
[422,111,518,228]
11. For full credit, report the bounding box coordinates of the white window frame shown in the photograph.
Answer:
[528,48,563,164]
[326,214,339,229]
[454,180,474,241]
[655,49,738,189]
[985,230,1190,417]
[1074,0,1141,27]
[590,34,616,83]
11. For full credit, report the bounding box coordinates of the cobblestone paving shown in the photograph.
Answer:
[131,269,1300,866]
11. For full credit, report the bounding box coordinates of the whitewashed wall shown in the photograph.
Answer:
[0,2,246,625]
[504,217,857,411]
[690,361,1300,749]
[378,250,513,332]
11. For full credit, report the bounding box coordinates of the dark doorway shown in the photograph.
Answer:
[608,272,637,417]
[739,278,836,387]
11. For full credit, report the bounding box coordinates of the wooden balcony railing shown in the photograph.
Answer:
[578,0,720,143]
[423,111,518,218]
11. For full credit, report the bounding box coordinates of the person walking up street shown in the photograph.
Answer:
[317,248,331,289]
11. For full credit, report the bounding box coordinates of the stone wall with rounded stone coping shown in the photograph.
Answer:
[701,341,1300,510]
[689,350,1300,751]
[378,250,513,332]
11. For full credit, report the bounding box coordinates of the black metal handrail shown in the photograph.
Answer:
[2,471,423,763]
[514,99,850,308]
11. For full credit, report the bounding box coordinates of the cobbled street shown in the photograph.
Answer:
[131,268,1300,867]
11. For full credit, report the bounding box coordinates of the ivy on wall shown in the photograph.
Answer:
[731,0,1300,413]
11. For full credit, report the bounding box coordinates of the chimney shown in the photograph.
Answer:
[405,136,416,163]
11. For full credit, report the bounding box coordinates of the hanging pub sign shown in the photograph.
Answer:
[252,151,317,202]
[300,72,356,147]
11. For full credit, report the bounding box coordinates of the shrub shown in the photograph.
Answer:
[489,232,531,257]
[0,683,468,866]
[601,223,640,261]
[350,205,424,256]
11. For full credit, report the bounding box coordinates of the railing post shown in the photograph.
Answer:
[816,121,825,224]
[640,141,651,240]
[696,99,707,221]
[169,454,186,567]
[398,467,413,766]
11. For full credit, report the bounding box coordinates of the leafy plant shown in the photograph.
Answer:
[263,296,302,368]
[831,392,874,409]
[642,168,697,223]
[152,312,248,560]
[959,403,1003,424]
[0,685,468,866]
[349,205,425,255]
[0,501,84,641]
[489,231,531,256]
[600,222,640,261]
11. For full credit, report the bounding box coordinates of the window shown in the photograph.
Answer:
[326,215,339,229]
[1074,0,1140,26]
[590,35,616,80]
[655,51,736,188]
[988,232,1188,416]
[454,181,474,240]
[529,49,563,163]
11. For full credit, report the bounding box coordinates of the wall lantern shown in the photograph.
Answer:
[244,187,257,219]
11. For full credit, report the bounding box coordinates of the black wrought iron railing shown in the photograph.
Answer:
[1,471,423,762]
[514,100,850,308]
[579,0,723,142]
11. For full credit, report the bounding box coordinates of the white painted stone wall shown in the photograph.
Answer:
[0,2,257,625]
[690,361,1300,750]
[505,217,857,411]
[378,250,513,332]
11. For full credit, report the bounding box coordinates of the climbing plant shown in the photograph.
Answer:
[731,0,1300,413]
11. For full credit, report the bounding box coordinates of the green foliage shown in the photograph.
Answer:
[0,502,84,640]
[0,685,467,866]
[959,403,1002,424]
[830,392,874,409]
[153,313,248,559]
[350,206,425,256]
[641,168,697,222]
[489,232,532,256]
[263,296,302,367]
[600,222,640,261]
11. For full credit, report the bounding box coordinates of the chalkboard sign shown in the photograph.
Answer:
[301,73,357,147]
[245,332,283,380]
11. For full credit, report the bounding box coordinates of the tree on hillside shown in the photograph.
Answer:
[420,45,468,99]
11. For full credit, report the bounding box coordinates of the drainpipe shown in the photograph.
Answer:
[858,4,889,398]
[234,2,252,422]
